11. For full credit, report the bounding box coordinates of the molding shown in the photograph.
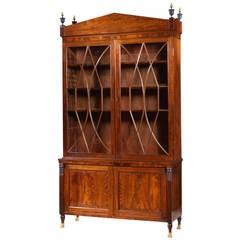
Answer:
[60,13,182,38]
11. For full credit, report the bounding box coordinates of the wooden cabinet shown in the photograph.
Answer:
[59,13,182,237]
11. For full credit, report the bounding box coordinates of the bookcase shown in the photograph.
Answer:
[59,13,182,237]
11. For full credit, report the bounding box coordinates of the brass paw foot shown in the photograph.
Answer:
[177,224,181,230]
[60,223,64,228]
[168,232,172,238]
[75,216,79,221]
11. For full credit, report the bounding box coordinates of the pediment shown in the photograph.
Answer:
[61,13,180,37]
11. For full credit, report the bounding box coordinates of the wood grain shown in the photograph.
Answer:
[65,165,113,216]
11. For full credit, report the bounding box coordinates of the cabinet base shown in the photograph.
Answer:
[60,214,182,237]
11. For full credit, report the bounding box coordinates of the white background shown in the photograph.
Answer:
[0,0,240,239]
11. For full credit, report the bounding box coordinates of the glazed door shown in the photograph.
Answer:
[116,41,169,157]
[64,43,115,156]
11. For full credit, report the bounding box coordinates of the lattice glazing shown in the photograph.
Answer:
[120,42,168,155]
[66,46,111,154]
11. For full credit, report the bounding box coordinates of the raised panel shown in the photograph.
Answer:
[65,165,112,216]
[114,167,167,220]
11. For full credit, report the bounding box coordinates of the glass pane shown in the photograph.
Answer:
[66,45,111,154]
[120,42,168,155]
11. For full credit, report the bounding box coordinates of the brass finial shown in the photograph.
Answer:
[72,15,77,24]
[169,3,174,17]
[177,8,183,20]
[60,12,65,26]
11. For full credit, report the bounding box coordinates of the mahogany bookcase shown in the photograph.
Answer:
[59,13,182,237]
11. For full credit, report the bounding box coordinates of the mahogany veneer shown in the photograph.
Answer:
[59,13,182,237]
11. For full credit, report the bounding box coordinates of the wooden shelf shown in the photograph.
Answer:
[67,87,111,92]
[120,109,168,112]
[121,60,167,66]
[67,63,110,68]
[120,85,168,89]
[68,109,111,112]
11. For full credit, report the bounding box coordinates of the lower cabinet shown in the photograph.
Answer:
[62,164,172,221]
[60,163,182,237]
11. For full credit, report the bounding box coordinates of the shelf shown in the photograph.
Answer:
[67,86,167,92]
[67,87,111,92]
[121,60,167,66]
[120,85,168,90]
[68,109,111,112]
[67,82,111,89]
[121,87,167,93]
[68,106,111,112]
[120,109,168,112]
[67,63,110,68]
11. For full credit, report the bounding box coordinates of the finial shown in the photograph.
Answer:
[60,12,65,27]
[72,16,77,24]
[169,3,174,17]
[177,8,183,21]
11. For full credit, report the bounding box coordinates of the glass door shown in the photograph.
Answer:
[118,42,169,155]
[65,44,113,154]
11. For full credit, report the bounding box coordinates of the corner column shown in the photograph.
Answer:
[59,162,65,228]
[166,167,173,238]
